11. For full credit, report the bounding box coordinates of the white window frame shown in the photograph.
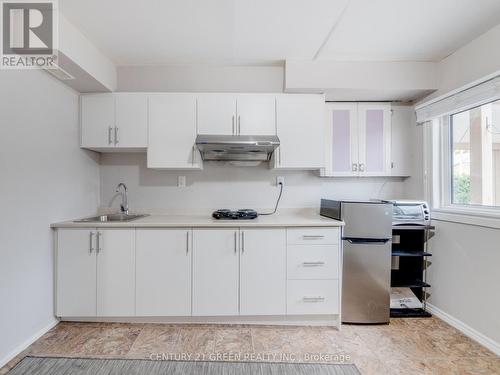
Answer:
[426,112,500,229]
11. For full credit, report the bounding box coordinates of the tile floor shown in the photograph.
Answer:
[1,318,499,375]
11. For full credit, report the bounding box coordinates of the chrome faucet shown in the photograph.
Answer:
[115,183,129,215]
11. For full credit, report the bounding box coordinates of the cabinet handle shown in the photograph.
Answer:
[302,235,325,240]
[303,296,325,303]
[232,115,235,135]
[108,127,113,145]
[114,127,119,145]
[359,163,365,172]
[234,231,237,254]
[186,231,189,254]
[89,232,94,253]
[96,232,102,253]
[352,163,358,172]
[302,261,325,266]
[238,115,241,135]
[278,147,281,166]
[241,231,245,253]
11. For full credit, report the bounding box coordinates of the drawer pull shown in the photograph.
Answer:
[302,261,325,267]
[302,235,325,240]
[303,296,325,302]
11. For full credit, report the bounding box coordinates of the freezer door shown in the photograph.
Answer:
[342,202,392,239]
[342,239,391,324]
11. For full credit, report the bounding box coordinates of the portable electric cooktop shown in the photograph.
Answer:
[212,209,258,220]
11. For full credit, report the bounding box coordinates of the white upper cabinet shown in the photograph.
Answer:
[114,93,148,148]
[148,94,202,170]
[136,229,192,316]
[236,94,276,135]
[273,94,325,169]
[81,93,148,150]
[197,94,276,136]
[81,95,115,149]
[357,104,391,176]
[192,229,239,316]
[324,103,359,176]
[197,94,237,135]
[390,105,414,177]
[323,102,392,177]
[239,228,286,316]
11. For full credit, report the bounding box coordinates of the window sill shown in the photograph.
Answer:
[432,208,500,230]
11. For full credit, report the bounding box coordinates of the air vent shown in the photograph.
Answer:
[44,66,75,81]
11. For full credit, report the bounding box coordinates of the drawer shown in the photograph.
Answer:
[287,228,339,245]
[287,280,339,315]
[287,245,339,280]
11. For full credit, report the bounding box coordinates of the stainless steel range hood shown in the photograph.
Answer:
[196,135,280,162]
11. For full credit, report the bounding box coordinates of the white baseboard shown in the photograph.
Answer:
[427,303,500,356]
[0,319,59,369]
[61,314,340,327]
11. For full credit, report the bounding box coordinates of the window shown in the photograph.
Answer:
[450,100,500,208]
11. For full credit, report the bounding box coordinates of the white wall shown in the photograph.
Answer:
[0,70,100,366]
[100,153,410,213]
[415,22,500,353]
[421,23,500,103]
[117,64,284,92]
[428,221,500,348]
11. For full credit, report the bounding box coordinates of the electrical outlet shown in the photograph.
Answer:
[277,176,285,186]
[178,176,186,188]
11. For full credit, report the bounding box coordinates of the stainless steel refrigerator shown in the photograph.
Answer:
[321,199,393,324]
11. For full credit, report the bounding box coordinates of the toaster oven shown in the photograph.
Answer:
[381,200,430,226]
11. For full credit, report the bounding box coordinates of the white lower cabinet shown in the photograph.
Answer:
[192,229,240,316]
[56,226,341,320]
[240,228,286,315]
[287,280,339,315]
[96,229,135,316]
[56,228,135,317]
[136,229,192,316]
[56,229,97,317]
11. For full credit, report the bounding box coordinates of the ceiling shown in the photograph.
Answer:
[59,0,500,66]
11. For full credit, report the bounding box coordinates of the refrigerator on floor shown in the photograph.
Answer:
[320,199,393,324]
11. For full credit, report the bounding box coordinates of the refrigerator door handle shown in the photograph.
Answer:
[344,238,390,244]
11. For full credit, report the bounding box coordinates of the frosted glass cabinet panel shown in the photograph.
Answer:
[358,104,391,176]
[323,103,391,177]
[326,104,358,175]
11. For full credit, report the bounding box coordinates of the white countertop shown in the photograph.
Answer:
[51,209,344,228]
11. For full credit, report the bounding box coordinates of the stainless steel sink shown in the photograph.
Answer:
[74,213,148,223]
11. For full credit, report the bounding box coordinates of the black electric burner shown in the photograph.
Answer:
[212,209,258,220]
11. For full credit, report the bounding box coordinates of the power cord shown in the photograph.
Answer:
[258,182,284,216]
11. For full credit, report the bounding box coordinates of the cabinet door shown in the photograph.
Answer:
[236,94,276,135]
[96,229,135,316]
[56,229,97,317]
[115,93,148,148]
[148,94,201,169]
[274,94,325,169]
[240,229,286,315]
[192,229,239,316]
[136,229,192,316]
[358,104,391,176]
[81,95,115,149]
[325,103,359,176]
[197,94,237,135]
[390,105,413,177]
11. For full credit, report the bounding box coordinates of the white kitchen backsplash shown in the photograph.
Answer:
[99,153,419,213]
